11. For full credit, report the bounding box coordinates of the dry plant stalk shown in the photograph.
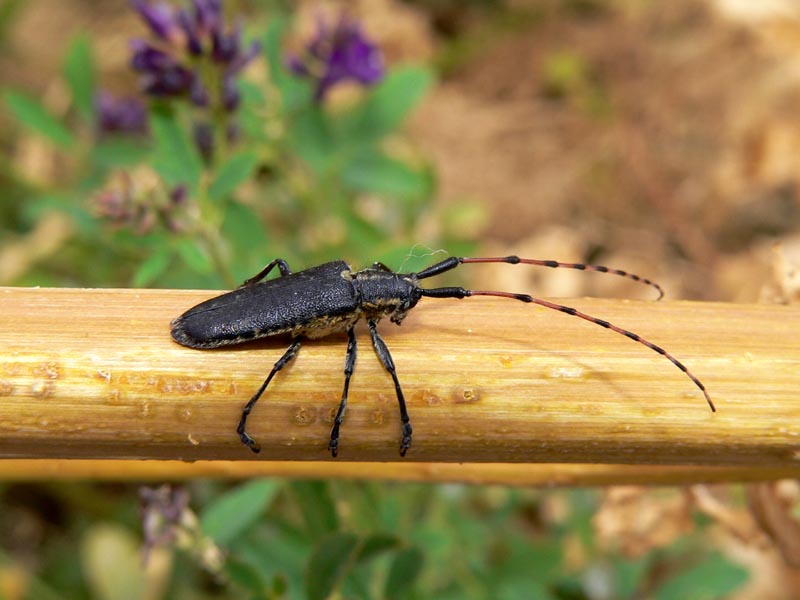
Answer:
[0,287,798,482]
[1,460,799,486]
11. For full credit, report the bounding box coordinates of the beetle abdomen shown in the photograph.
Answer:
[171,261,359,348]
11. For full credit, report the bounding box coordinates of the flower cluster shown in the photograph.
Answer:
[288,14,384,102]
[139,485,224,572]
[94,171,188,233]
[140,485,191,564]
[129,0,260,124]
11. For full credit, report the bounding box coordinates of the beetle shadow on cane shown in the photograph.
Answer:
[412,302,634,402]
[201,331,352,378]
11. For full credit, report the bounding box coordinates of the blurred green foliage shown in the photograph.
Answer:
[0,480,749,600]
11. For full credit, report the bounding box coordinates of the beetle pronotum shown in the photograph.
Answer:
[171,255,714,456]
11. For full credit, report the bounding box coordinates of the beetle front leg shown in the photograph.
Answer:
[237,339,302,453]
[329,327,357,457]
[368,320,412,456]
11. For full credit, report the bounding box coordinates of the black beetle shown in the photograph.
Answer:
[171,255,714,456]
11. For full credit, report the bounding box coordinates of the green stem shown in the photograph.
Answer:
[197,219,236,289]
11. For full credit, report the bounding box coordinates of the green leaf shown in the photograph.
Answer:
[655,553,748,600]
[337,213,384,249]
[21,194,97,236]
[355,533,401,563]
[305,532,359,600]
[221,202,271,282]
[208,151,259,201]
[291,481,338,537]
[238,81,269,142]
[496,579,552,600]
[287,107,335,175]
[200,480,280,545]
[150,109,203,192]
[224,558,268,595]
[63,34,95,120]
[342,153,433,201]
[132,249,171,288]
[264,16,310,111]
[263,16,290,84]
[4,90,74,148]
[385,547,424,599]
[175,239,213,275]
[614,555,649,599]
[90,138,150,168]
[348,66,434,140]
[222,201,266,253]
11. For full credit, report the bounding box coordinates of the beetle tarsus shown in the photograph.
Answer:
[400,422,412,456]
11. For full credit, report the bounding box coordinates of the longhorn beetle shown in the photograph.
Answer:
[171,256,715,456]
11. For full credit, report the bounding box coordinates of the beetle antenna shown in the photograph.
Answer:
[464,256,663,299]
[414,256,664,299]
[420,285,714,412]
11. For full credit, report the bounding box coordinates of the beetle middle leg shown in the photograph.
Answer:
[237,338,302,453]
[328,327,357,457]
[368,320,412,456]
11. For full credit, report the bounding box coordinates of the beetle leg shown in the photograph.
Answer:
[328,327,357,457]
[237,338,302,453]
[240,258,292,287]
[372,261,392,272]
[368,320,412,456]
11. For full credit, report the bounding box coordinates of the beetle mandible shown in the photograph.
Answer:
[170,255,715,456]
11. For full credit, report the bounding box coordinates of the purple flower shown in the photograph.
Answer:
[288,14,384,102]
[128,0,261,160]
[192,121,214,161]
[129,0,260,110]
[192,0,222,36]
[212,20,240,62]
[95,91,148,136]
[131,0,177,40]
[177,8,203,55]
[221,74,240,111]
[130,39,196,97]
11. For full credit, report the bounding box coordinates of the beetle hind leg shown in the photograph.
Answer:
[368,320,412,456]
[240,258,292,287]
[329,327,357,457]
[237,339,302,453]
